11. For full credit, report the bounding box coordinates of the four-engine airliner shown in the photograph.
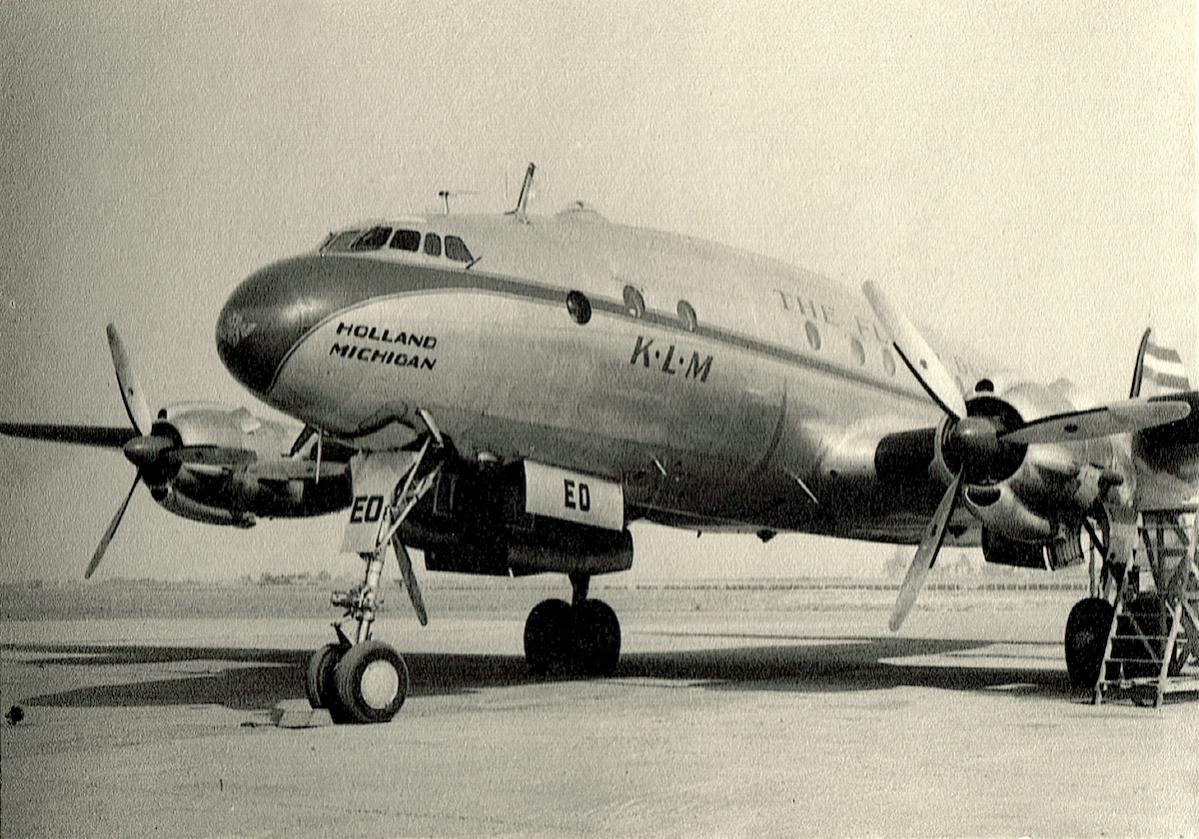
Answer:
[210,166,1197,722]
[5,165,1196,724]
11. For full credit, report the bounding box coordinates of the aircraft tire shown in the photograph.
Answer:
[333,640,409,724]
[572,599,621,677]
[524,598,573,676]
[305,643,343,710]
[1064,597,1114,688]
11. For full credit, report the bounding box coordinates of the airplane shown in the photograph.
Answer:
[7,165,1195,725]
[202,164,1199,723]
[0,325,355,577]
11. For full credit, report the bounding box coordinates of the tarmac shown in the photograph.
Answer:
[2,588,1197,838]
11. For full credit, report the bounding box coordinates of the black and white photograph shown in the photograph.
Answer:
[2,2,1197,836]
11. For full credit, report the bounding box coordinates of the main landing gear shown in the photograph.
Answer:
[305,550,410,724]
[524,572,622,676]
[1064,596,1115,688]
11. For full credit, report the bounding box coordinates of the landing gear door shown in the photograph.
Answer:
[523,461,624,532]
[341,450,421,554]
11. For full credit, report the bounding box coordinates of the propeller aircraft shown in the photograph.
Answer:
[5,165,1196,724]
[205,165,1199,723]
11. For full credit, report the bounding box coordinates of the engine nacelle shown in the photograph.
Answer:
[962,483,1055,542]
[403,461,633,577]
[952,376,1132,554]
[152,483,256,528]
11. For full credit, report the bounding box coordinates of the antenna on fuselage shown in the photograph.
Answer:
[505,163,536,224]
[437,189,478,215]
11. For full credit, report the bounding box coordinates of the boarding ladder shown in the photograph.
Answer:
[1093,511,1199,707]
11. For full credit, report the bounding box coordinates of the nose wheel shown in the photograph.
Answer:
[304,546,412,723]
[333,640,410,723]
[524,574,622,676]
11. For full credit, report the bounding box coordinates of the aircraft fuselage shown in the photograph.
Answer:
[216,207,1075,544]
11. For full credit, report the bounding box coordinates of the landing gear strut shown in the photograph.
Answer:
[524,572,622,676]
[304,436,443,723]
[304,551,411,723]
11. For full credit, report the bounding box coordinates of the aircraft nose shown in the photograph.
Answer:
[216,261,310,396]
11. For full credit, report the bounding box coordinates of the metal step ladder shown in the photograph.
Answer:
[1093,510,1199,707]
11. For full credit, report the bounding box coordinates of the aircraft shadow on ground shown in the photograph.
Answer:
[2,633,1079,713]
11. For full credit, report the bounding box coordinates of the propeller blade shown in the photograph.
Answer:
[1000,398,1191,446]
[106,324,153,435]
[890,471,963,631]
[86,473,141,579]
[863,282,967,419]
[165,446,257,469]
[0,422,136,448]
[390,533,428,626]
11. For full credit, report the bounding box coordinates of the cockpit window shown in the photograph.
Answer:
[445,235,473,263]
[322,229,363,253]
[351,226,392,251]
[424,233,442,257]
[390,229,421,252]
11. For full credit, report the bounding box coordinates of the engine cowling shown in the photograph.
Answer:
[150,404,352,522]
[931,377,1133,555]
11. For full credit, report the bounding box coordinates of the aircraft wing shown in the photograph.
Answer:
[0,422,136,449]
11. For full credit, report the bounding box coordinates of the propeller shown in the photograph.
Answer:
[862,282,1191,630]
[82,325,254,578]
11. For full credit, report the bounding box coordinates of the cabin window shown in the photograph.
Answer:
[424,233,442,257]
[351,226,392,251]
[678,300,697,332]
[804,321,821,351]
[623,285,645,318]
[322,229,363,253]
[566,290,592,325]
[390,229,421,252]
[882,348,897,376]
[445,235,473,263]
[850,337,866,367]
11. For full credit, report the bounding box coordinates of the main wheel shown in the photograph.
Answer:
[573,599,621,676]
[1065,597,1114,688]
[333,640,410,724]
[305,643,343,710]
[524,598,573,675]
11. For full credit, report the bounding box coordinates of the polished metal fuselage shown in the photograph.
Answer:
[216,208,1116,544]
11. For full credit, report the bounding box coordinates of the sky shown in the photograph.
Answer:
[1,1,1195,583]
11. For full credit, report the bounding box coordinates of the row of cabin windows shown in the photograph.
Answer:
[803,319,898,375]
[605,284,901,377]
[325,226,474,263]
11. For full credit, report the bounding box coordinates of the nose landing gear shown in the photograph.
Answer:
[303,436,442,723]
[524,572,622,677]
[305,550,412,723]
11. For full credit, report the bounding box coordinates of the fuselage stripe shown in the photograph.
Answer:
[267,258,929,406]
